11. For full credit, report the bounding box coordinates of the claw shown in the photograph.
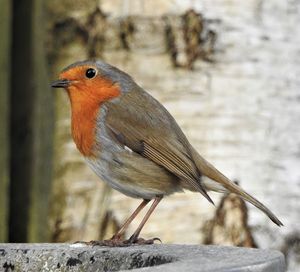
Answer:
[125,236,162,245]
[88,240,107,246]
[152,237,162,243]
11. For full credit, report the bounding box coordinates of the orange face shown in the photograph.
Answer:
[57,64,121,105]
[52,64,121,157]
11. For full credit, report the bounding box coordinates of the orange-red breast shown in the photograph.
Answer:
[51,60,283,245]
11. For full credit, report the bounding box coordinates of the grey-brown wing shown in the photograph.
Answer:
[104,88,213,203]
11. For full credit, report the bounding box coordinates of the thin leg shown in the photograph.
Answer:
[128,196,163,243]
[78,197,162,247]
[111,199,150,240]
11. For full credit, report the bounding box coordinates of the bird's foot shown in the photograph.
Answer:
[124,234,162,245]
[73,235,162,247]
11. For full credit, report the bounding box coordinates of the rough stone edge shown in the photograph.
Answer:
[0,243,286,272]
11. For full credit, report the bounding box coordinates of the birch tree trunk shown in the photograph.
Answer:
[47,0,119,242]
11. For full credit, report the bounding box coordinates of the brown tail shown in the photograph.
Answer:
[190,146,283,226]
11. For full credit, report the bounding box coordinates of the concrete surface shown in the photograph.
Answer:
[0,243,285,271]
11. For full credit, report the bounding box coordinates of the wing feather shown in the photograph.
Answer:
[104,88,214,203]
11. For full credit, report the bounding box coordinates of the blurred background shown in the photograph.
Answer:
[0,0,299,270]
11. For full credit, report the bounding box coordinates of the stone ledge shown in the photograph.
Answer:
[0,243,285,272]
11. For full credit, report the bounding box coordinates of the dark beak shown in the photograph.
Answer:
[51,79,71,88]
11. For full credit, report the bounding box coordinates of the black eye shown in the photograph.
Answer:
[85,68,97,79]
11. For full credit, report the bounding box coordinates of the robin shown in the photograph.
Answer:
[51,60,283,246]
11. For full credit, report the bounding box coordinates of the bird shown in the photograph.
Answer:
[51,60,283,246]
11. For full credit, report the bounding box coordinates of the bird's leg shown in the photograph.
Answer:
[110,199,150,241]
[76,198,162,247]
[126,196,163,245]
[82,199,150,247]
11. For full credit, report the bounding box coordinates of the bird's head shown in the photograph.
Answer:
[51,60,133,104]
